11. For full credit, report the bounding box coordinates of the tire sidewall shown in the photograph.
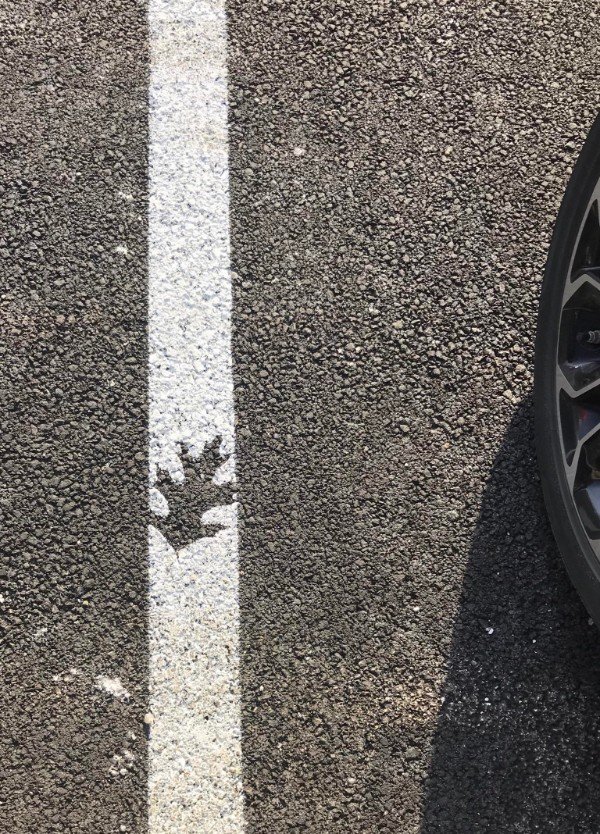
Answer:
[535,113,600,625]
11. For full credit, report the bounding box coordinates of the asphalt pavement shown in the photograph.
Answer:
[3,0,600,832]
[1,1,148,831]
[229,1,600,832]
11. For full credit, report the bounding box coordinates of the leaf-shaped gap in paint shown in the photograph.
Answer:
[151,436,234,549]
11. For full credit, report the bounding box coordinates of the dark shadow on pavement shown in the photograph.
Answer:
[421,395,600,833]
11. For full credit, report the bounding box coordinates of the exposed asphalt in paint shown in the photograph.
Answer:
[0,2,148,832]
[228,2,600,832]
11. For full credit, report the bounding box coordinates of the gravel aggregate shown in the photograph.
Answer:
[5,1,600,831]
[228,2,600,831]
[0,3,148,831]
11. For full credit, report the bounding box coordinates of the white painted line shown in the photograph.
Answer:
[148,1,243,831]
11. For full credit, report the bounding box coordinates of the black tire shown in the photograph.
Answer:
[535,113,600,626]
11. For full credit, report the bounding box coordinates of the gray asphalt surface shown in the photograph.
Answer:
[228,1,600,832]
[4,1,600,832]
[1,2,148,831]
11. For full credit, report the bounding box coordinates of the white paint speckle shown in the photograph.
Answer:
[95,676,131,702]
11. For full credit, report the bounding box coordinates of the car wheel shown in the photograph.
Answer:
[535,112,600,624]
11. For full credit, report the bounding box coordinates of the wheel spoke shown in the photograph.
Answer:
[559,357,600,540]
[559,407,600,539]
[557,205,600,540]
[562,408,600,492]
[558,274,600,393]
[562,268,600,305]
[570,198,600,278]
[574,481,600,539]
[556,365,600,401]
